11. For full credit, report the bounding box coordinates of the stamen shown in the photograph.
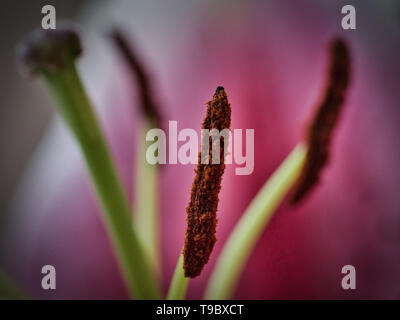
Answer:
[16,26,161,298]
[111,30,160,124]
[111,29,162,278]
[289,38,351,204]
[183,87,231,278]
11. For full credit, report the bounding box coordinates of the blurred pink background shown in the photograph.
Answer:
[2,0,400,299]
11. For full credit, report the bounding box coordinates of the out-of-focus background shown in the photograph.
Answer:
[0,0,84,229]
[1,0,400,300]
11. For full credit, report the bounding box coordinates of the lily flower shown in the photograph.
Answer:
[2,0,400,300]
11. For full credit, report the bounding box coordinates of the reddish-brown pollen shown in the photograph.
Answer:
[290,38,351,204]
[183,87,231,278]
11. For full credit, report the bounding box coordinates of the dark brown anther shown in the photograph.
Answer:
[289,38,351,204]
[183,87,231,278]
[16,26,82,76]
[111,30,161,124]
